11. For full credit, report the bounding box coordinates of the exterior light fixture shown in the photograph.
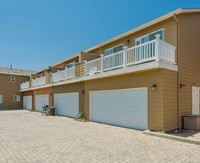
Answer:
[151,84,157,91]
[180,83,186,88]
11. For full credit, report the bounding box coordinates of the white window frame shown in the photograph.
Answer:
[10,76,16,82]
[0,95,3,104]
[135,28,165,45]
[13,95,21,102]
[65,62,75,69]
[104,44,123,56]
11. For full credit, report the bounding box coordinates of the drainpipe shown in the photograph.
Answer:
[173,13,181,130]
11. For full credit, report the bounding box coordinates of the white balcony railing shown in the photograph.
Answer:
[20,81,30,90]
[20,36,176,91]
[52,69,66,83]
[52,67,75,83]
[32,76,46,87]
[66,66,76,79]
[85,36,176,75]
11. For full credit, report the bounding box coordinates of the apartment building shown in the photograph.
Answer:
[20,8,200,132]
[0,67,35,110]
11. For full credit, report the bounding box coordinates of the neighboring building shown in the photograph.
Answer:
[0,67,35,110]
[20,8,200,132]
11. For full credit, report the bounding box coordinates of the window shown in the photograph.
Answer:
[136,29,164,45]
[13,95,20,102]
[0,95,3,104]
[10,76,16,82]
[105,44,123,56]
[66,63,75,69]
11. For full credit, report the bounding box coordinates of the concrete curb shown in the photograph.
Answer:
[143,130,200,145]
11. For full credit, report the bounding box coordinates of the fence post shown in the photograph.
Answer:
[155,34,161,61]
[123,46,127,68]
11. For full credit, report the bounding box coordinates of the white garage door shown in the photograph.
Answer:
[90,88,148,130]
[54,93,79,118]
[23,96,32,110]
[35,95,49,112]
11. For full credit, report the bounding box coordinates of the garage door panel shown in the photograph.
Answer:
[54,93,79,118]
[35,95,49,112]
[23,96,32,110]
[90,88,148,130]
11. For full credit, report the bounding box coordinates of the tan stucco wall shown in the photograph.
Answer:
[0,74,30,109]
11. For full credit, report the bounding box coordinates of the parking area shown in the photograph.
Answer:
[0,110,200,162]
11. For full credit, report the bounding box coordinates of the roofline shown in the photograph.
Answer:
[36,53,80,73]
[84,8,200,53]
[0,73,31,77]
[36,8,200,73]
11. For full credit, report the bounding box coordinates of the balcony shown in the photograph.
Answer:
[20,37,176,91]
[20,81,30,90]
[52,67,75,83]
[85,37,176,75]
[32,76,46,87]
[20,67,76,91]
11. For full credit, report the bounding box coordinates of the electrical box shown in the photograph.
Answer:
[183,115,200,130]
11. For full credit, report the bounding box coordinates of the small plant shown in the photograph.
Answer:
[30,108,35,112]
[77,112,88,122]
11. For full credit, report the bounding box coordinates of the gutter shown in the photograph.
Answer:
[173,13,180,130]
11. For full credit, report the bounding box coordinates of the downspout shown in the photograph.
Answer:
[173,13,181,130]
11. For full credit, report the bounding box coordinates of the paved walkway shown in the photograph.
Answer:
[0,110,200,163]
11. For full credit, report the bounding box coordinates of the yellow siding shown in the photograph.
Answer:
[163,70,178,131]
[75,61,85,78]
[0,74,30,109]
[88,17,177,58]
[84,69,166,131]
[178,13,200,126]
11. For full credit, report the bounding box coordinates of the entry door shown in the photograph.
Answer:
[192,86,200,115]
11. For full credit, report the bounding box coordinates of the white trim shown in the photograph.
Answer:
[65,62,75,68]
[89,87,148,129]
[20,60,178,92]
[36,53,80,74]
[35,8,200,74]
[13,95,21,102]
[84,8,200,53]
[104,44,123,56]
[135,28,165,45]
[54,92,79,96]
[0,95,3,104]
[10,76,16,82]
[54,92,79,117]
[37,8,200,73]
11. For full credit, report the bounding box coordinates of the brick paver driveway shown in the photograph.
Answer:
[0,110,200,163]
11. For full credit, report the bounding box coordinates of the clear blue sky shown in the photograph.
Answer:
[0,0,199,71]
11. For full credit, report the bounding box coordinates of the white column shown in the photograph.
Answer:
[155,34,161,61]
